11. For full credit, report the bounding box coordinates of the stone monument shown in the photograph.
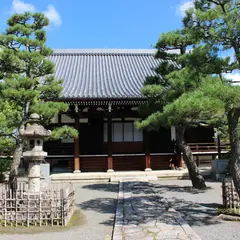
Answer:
[21,113,51,192]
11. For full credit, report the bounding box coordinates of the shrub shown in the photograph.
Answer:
[0,157,11,183]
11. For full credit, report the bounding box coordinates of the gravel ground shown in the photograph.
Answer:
[154,179,240,240]
[0,183,118,240]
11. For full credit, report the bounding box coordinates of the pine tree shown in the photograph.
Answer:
[0,12,77,186]
[183,0,240,195]
[136,33,226,188]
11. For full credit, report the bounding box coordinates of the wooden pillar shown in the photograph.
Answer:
[74,115,81,173]
[144,130,152,171]
[107,110,114,172]
[145,152,151,169]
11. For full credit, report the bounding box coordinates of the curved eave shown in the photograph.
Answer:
[49,97,147,106]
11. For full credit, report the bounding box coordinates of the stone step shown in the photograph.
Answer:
[110,176,158,182]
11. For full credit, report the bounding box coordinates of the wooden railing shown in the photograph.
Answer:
[188,142,230,153]
[43,141,231,155]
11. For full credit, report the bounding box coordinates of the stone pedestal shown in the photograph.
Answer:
[25,155,46,192]
[28,161,41,192]
[144,168,152,172]
[40,163,51,188]
[211,158,230,180]
[40,163,50,179]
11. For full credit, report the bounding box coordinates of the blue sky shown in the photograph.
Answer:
[0,0,192,49]
[0,0,239,81]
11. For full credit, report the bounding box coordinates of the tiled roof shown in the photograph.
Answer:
[49,49,175,99]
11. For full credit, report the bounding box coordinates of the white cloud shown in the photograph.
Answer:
[225,73,240,84]
[11,0,36,14]
[176,1,194,16]
[43,5,62,27]
[9,1,62,28]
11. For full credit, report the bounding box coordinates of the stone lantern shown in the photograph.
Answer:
[21,113,51,192]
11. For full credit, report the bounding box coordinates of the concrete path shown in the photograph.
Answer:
[113,181,201,240]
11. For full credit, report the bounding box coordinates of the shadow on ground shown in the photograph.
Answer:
[167,198,222,226]
[77,198,117,226]
[81,180,219,194]
[154,184,212,194]
[82,183,119,193]
[78,181,225,228]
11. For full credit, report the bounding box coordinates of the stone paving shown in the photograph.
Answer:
[113,181,201,240]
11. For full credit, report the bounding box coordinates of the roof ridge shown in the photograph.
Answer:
[53,48,157,55]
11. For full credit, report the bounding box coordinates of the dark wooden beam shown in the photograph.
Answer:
[66,107,141,119]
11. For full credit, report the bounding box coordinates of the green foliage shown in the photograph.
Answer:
[217,207,240,217]
[0,137,15,155]
[137,89,224,130]
[0,157,11,182]
[200,80,240,111]
[32,102,68,126]
[50,126,78,140]
[138,49,226,132]
[0,157,11,174]
[0,101,21,136]
[183,0,240,70]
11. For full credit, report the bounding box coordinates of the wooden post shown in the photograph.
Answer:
[145,152,151,169]
[107,108,114,172]
[74,115,80,173]
[144,130,152,171]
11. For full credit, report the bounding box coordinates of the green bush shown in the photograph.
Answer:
[217,207,240,216]
[0,157,11,183]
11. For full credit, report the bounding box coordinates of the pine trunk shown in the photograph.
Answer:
[228,109,240,197]
[8,143,23,188]
[176,125,206,189]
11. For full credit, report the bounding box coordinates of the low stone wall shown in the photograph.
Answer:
[0,182,75,227]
